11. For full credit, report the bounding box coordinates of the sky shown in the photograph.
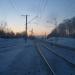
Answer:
[0,0,75,36]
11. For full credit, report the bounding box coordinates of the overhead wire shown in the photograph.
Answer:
[8,0,48,33]
[39,0,48,18]
[8,0,20,15]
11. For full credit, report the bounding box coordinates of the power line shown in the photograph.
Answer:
[8,0,20,14]
[39,0,48,17]
[28,16,38,24]
[37,0,43,17]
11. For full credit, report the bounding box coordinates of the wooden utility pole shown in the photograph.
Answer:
[21,14,29,41]
[26,15,28,37]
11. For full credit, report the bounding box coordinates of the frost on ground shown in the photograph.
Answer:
[45,37,75,65]
[47,37,75,49]
[0,38,32,72]
[0,38,50,75]
[38,44,75,75]
[0,38,75,75]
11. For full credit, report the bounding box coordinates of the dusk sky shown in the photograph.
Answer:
[0,0,75,35]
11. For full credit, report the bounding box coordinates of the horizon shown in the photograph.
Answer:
[0,0,75,36]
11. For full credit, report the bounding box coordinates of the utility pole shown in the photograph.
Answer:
[21,14,29,41]
[21,15,38,41]
[26,15,28,38]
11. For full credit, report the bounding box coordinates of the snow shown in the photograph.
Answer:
[42,42,75,65]
[35,38,75,75]
[0,38,50,75]
[39,44,75,75]
[47,37,75,49]
[0,38,75,75]
[0,38,28,72]
[41,37,75,65]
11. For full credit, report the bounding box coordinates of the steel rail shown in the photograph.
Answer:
[40,42,75,66]
[34,42,56,75]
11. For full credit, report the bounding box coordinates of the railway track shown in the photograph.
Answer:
[1,40,54,75]
[40,42,75,65]
[0,39,75,75]
[33,40,75,75]
[37,39,75,51]
[34,42,56,75]
[34,39,75,65]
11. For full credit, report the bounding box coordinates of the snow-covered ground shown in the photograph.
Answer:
[39,37,75,65]
[36,38,75,75]
[47,37,75,49]
[0,38,75,75]
[38,43,75,75]
[0,38,50,75]
[0,38,33,72]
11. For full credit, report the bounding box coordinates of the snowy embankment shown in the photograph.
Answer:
[47,37,75,49]
[0,38,51,75]
[0,38,33,72]
[42,37,75,65]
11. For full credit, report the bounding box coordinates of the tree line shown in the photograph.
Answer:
[47,16,75,38]
[0,21,27,38]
